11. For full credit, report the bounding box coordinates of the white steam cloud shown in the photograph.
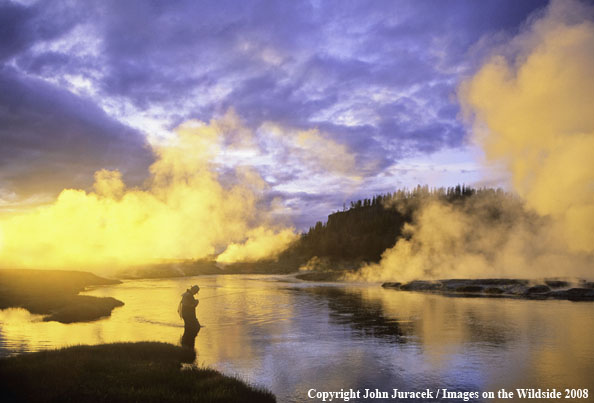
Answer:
[353,0,594,282]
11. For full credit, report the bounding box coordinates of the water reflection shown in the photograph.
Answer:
[289,286,410,342]
[181,323,200,350]
[0,275,593,402]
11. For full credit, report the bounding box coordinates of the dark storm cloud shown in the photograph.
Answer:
[0,67,153,197]
[0,0,84,62]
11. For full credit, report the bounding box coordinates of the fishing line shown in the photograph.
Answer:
[190,290,249,328]
[198,290,249,300]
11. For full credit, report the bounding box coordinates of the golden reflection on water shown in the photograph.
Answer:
[360,286,594,391]
[1,275,593,402]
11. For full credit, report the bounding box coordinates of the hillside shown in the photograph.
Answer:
[280,185,503,268]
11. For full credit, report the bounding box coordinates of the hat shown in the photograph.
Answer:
[190,285,200,293]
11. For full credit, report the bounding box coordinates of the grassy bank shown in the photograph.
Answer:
[0,269,124,323]
[0,342,275,402]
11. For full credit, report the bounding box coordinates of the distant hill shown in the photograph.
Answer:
[280,185,496,268]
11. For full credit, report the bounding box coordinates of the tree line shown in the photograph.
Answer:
[279,185,510,265]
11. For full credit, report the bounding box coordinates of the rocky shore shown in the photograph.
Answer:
[381,279,594,301]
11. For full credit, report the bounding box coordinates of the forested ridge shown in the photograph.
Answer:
[280,185,504,266]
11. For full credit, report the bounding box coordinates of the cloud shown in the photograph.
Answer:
[0,0,549,224]
[0,115,296,270]
[11,0,548,151]
[259,123,359,179]
[0,0,83,62]
[0,67,153,199]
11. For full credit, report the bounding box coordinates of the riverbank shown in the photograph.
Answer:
[381,279,594,301]
[0,342,275,402]
[294,272,594,301]
[295,270,346,281]
[118,258,302,279]
[0,269,124,323]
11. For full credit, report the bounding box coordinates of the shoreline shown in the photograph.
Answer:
[0,342,275,402]
[381,278,594,301]
[0,269,124,323]
[292,271,594,302]
[3,268,593,327]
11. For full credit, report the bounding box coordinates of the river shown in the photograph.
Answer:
[1,274,593,402]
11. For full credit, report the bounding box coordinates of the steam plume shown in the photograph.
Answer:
[461,0,594,254]
[0,115,296,271]
[353,0,594,282]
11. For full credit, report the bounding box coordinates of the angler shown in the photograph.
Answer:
[178,285,200,347]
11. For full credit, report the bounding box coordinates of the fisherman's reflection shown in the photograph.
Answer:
[181,323,200,349]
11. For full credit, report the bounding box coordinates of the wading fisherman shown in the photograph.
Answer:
[179,285,200,348]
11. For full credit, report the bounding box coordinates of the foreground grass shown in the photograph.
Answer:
[0,342,276,403]
[0,269,123,323]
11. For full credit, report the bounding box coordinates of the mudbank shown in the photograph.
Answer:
[381,279,594,301]
[0,269,124,323]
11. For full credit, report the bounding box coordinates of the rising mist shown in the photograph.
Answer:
[352,0,594,282]
[0,113,297,272]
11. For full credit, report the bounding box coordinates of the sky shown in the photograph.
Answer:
[0,0,550,229]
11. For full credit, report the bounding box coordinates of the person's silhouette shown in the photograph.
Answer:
[178,285,201,349]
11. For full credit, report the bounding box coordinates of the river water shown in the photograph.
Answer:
[1,274,593,402]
